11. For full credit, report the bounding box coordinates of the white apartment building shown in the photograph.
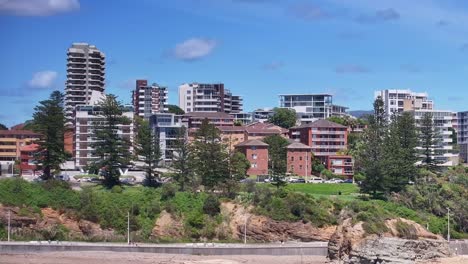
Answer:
[65,43,106,125]
[178,83,243,114]
[374,89,434,120]
[133,80,168,119]
[279,94,348,124]
[252,108,274,123]
[411,109,458,167]
[149,113,185,165]
[457,111,468,163]
[74,104,134,169]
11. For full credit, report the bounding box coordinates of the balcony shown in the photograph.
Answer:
[312,130,346,135]
[312,138,345,142]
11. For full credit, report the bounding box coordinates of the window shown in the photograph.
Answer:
[251,146,257,150]
[187,96,191,100]
[251,163,257,168]
[299,165,303,170]
[299,156,303,161]
[291,156,294,161]
[290,165,294,171]
[252,154,257,160]
[187,90,191,94]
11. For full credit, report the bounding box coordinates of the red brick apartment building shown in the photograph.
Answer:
[19,143,40,176]
[235,139,269,176]
[289,119,348,162]
[286,142,312,177]
[328,155,354,179]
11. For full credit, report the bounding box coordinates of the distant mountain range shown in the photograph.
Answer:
[348,110,373,118]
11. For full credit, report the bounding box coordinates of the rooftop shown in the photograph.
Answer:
[292,119,347,129]
[0,130,41,137]
[184,112,234,119]
[286,142,313,150]
[235,139,269,147]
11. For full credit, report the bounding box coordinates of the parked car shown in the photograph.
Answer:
[307,177,325,183]
[343,179,353,184]
[294,178,306,183]
[55,174,70,181]
[326,178,344,184]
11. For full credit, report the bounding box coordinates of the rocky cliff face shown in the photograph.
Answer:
[0,205,118,241]
[222,202,335,242]
[328,218,452,264]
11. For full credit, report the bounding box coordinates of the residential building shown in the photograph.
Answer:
[289,119,348,163]
[149,113,184,165]
[65,43,106,125]
[411,109,458,167]
[286,142,312,177]
[279,94,348,124]
[182,112,235,130]
[218,126,247,151]
[374,89,434,119]
[233,112,253,125]
[235,139,269,176]
[244,122,289,140]
[328,155,354,179]
[457,111,468,163]
[74,104,134,169]
[0,130,41,162]
[133,80,168,119]
[19,143,40,177]
[178,83,243,114]
[252,108,274,123]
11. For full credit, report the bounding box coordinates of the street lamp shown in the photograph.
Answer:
[7,209,11,242]
[447,207,450,242]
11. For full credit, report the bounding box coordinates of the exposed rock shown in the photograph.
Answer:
[327,218,452,264]
[151,210,184,239]
[222,202,335,242]
[0,205,117,241]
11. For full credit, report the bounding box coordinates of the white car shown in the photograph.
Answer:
[326,178,344,184]
[307,177,325,183]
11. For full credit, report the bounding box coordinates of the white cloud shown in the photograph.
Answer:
[28,71,58,88]
[172,38,218,61]
[0,0,80,16]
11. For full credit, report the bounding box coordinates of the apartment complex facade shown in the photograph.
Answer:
[252,108,274,123]
[290,119,348,169]
[374,89,434,119]
[328,155,354,178]
[133,80,168,119]
[411,109,458,166]
[458,111,468,163]
[286,142,312,177]
[74,104,134,168]
[235,139,269,176]
[0,130,41,162]
[149,113,184,164]
[178,83,243,114]
[19,143,40,176]
[65,43,106,125]
[279,94,348,124]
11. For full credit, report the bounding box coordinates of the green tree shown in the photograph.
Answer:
[32,91,69,180]
[419,112,442,171]
[190,119,229,191]
[0,123,7,130]
[92,95,132,188]
[356,97,387,197]
[171,126,194,191]
[263,135,289,175]
[268,108,297,129]
[223,151,250,196]
[167,104,185,115]
[135,118,161,187]
[382,112,418,193]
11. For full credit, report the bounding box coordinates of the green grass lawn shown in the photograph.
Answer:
[286,183,360,200]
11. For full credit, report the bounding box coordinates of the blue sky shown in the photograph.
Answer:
[1,0,468,127]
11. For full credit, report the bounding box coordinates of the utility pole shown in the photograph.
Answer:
[244,214,248,244]
[127,211,130,245]
[7,209,11,242]
[447,207,450,242]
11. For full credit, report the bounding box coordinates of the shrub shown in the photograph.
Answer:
[161,183,177,201]
[203,195,220,216]
[395,220,418,240]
